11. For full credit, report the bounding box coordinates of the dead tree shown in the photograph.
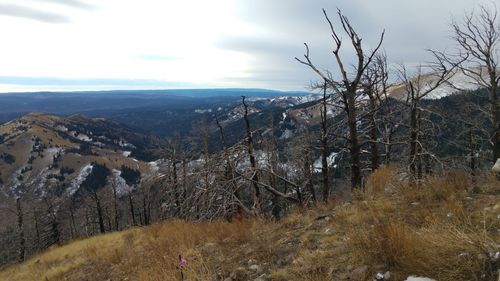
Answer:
[360,52,394,171]
[398,51,457,183]
[319,82,331,201]
[296,8,385,189]
[215,113,242,215]
[448,5,500,162]
[242,96,261,212]
[16,198,25,262]
[110,176,120,231]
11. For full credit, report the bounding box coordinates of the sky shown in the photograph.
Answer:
[0,0,494,92]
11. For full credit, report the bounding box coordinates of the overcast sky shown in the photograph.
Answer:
[0,0,494,92]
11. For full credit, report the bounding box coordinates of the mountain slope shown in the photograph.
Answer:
[0,113,158,197]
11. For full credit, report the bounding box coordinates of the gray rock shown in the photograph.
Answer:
[384,271,392,280]
[249,264,263,274]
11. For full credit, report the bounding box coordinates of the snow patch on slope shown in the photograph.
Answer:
[112,169,133,195]
[67,164,93,195]
[313,152,338,173]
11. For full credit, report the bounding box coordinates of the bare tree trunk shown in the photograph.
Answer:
[33,207,40,250]
[347,92,362,189]
[469,124,478,188]
[416,109,423,181]
[242,96,261,212]
[128,192,136,226]
[319,84,330,201]
[142,195,149,226]
[112,182,119,231]
[172,161,181,216]
[93,192,105,234]
[16,198,25,262]
[303,144,316,203]
[368,94,380,171]
[409,86,419,183]
[215,113,242,214]
[492,82,500,161]
[68,203,76,239]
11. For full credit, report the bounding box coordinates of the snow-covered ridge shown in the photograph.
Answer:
[388,68,490,100]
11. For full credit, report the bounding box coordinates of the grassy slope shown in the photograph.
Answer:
[0,167,499,281]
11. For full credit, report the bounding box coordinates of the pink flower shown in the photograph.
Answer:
[178,255,187,268]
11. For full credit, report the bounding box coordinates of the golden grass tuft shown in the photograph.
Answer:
[366,165,400,195]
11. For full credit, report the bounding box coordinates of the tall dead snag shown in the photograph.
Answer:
[398,51,457,183]
[111,177,119,231]
[449,5,500,162]
[362,53,391,171]
[16,198,25,262]
[319,82,330,202]
[81,163,110,233]
[215,113,243,215]
[242,96,261,212]
[296,8,385,189]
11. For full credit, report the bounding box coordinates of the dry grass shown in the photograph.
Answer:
[347,168,499,281]
[0,167,498,281]
[0,220,253,281]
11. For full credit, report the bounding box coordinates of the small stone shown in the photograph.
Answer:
[247,258,257,265]
[375,272,384,280]
[384,271,392,280]
[249,264,263,274]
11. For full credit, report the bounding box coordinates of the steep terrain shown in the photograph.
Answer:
[0,113,158,198]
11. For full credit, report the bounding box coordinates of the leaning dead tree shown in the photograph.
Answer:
[448,5,500,162]
[296,8,385,189]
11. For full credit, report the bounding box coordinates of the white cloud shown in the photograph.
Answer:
[0,0,496,92]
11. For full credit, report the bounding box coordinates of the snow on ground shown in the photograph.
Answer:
[55,125,68,132]
[68,131,92,142]
[123,151,132,157]
[425,70,481,99]
[118,138,136,149]
[67,164,93,195]
[313,152,338,172]
[112,169,133,195]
